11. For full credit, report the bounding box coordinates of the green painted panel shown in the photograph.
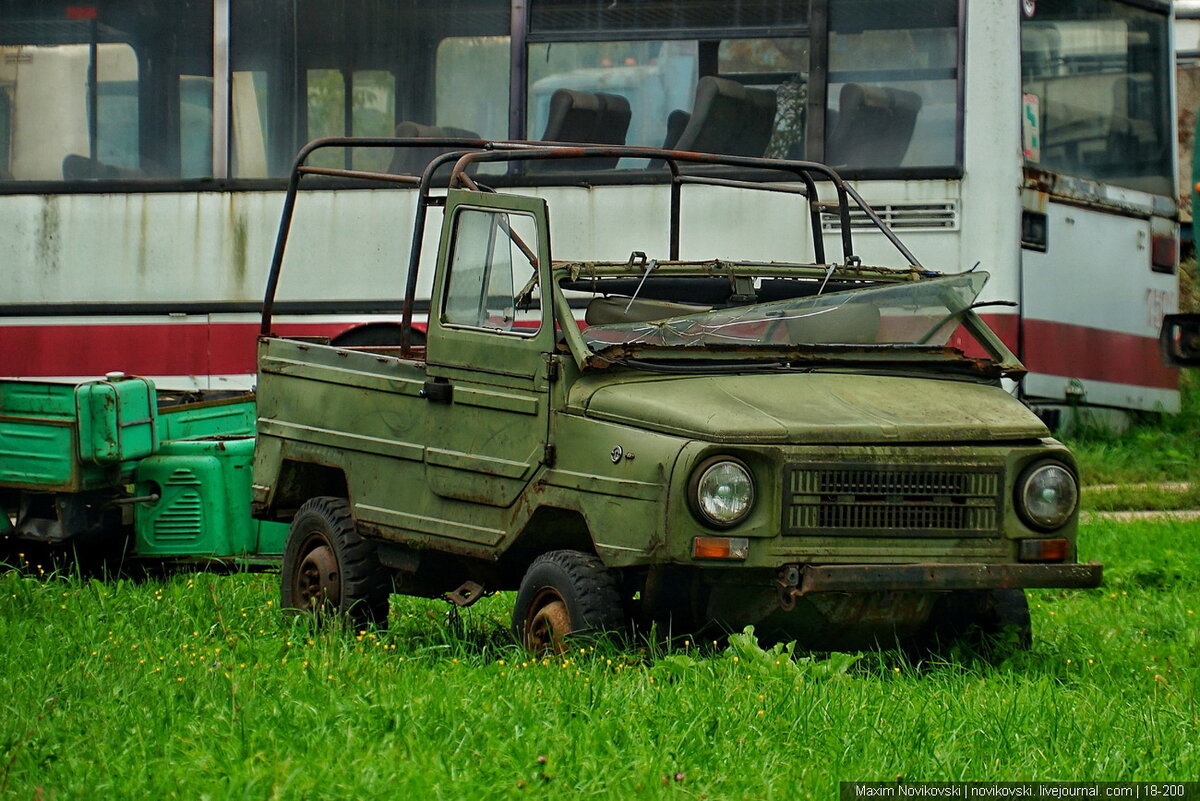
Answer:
[258,419,423,461]
[134,436,260,557]
[254,521,289,556]
[0,418,76,486]
[424,447,531,479]
[0,380,79,418]
[158,396,256,441]
[452,386,540,415]
[354,502,505,547]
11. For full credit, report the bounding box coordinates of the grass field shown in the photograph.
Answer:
[0,516,1195,799]
[1067,370,1200,510]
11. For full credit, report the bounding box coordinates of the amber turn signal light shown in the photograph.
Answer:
[1018,538,1069,562]
[692,536,750,560]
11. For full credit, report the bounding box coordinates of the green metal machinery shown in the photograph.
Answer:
[0,372,285,566]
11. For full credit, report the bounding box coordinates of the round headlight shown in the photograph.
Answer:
[1016,461,1078,530]
[693,458,754,528]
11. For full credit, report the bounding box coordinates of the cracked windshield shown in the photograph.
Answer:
[581,271,988,352]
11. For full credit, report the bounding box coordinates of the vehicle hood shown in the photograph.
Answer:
[571,372,1048,443]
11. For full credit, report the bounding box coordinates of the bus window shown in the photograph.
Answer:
[0,2,213,183]
[826,0,958,171]
[306,69,347,169]
[718,38,809,159]
[524,0,813,162]
[231,71,268,178]
[436,36,510,141]
[232,0,511,178]
[0,42,137,179]
[527,40,698,151]
[527,37,808,160]
[1021,0,1172,197]
[0,85,12,179]
[180,76,214,178]
[306,69,396,171]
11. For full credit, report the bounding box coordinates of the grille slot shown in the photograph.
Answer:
[821,202,959,232]
[784,463,1001,536]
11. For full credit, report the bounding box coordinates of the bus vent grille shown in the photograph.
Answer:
[821,202,959,232]
[783,463,1001,537]
[154,469,204,541]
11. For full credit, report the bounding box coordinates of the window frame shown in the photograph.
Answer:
[439,204,544,338]
[0,0,969,193]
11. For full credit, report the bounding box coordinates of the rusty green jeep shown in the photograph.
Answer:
[253,140,1101,652]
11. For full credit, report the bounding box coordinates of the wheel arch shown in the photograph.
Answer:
[496,505,597,584]
[267,459,350,521]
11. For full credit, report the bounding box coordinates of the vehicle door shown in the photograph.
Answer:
[420,189,553,544]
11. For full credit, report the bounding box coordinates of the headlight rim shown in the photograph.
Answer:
[688,456,755,529]
[1014,459,1079,532]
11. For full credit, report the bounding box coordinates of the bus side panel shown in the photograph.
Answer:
[1020,201,1179,412]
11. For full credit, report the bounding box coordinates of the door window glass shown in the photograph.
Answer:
[443,208,542,336]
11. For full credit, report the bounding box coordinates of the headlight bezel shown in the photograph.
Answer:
[1014,460,1079,531]
[689,456,755,529]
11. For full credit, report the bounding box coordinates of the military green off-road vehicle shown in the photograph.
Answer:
[253,139,1101,651]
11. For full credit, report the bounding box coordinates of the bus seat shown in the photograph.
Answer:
[584,296,711,326]
[387,122,480,176]
[825,83,922,169]
[534,89,631,171]
[662,109,691,150]
[61,155,144,180]
[671,76,778,157]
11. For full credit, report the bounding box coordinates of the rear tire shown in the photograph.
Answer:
[281,497,392,628]
[512,550,623,653]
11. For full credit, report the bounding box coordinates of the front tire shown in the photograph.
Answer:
[920,588,1032,655]
[281,496,392,628]
[512,550,623,653]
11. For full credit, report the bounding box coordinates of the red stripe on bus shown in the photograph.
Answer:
[0,317,1177,390]
[1020,319,1176,390]
[0,323,351,377]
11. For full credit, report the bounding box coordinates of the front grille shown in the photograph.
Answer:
[783,463,1002,537]
[153,468,204,542]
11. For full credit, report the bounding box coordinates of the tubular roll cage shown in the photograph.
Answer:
[260,137,925,354]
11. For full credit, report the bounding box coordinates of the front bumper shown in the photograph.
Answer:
[795,562,1103,594]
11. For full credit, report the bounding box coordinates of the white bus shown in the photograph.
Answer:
[0,0,1180,421]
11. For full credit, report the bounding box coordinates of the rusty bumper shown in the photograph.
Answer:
[798,562,1103,594]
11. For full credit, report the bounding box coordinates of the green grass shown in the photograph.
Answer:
[0,518,1196,799]
[1066,370,1200,507]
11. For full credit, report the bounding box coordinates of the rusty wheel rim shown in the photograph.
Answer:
[525,588,572,653]
[295,538,340,610]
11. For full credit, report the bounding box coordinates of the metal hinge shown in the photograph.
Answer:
[543,443,557,467]
[544,354,559,382]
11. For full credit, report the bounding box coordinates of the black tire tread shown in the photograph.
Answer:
[536,550,624,631]
[511,549,624,648]
[281,496,392,627]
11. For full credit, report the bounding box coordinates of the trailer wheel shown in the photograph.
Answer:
[281,497,392,628]
[512,550,623,653]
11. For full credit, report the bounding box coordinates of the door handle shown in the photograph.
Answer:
[420,380,453,403]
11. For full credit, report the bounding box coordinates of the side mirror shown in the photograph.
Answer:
[1159,313,1200,367]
